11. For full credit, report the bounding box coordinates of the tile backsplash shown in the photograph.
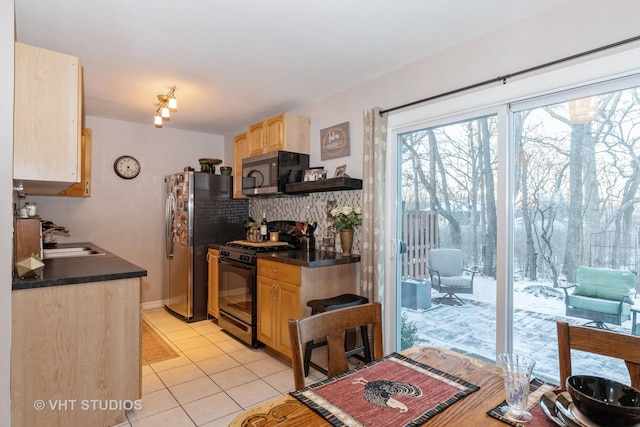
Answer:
[249,190,362,254]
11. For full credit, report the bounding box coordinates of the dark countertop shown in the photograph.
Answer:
[12,242,147,291]
[257,250,360,267]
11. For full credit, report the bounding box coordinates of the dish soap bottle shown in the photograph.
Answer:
[260,212,268,241]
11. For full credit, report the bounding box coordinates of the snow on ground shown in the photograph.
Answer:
[401,275,636,385]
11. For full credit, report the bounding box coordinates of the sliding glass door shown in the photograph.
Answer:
[511,83,640,383]
[394,76,640,384]
[397,114,498,363]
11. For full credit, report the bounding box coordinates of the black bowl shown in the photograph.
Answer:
[567,375,640,426]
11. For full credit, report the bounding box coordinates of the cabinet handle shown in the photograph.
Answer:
[272,268,278,273]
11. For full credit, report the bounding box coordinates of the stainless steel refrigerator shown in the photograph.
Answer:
[164,171,248,321]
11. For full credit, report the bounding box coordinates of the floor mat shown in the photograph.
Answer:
[141,318,179,365]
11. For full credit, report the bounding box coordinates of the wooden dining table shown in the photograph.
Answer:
[229,345,555,426]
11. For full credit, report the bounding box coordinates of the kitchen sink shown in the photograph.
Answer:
[42,247,106,259]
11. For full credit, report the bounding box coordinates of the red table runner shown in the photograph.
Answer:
[290,352,479,427]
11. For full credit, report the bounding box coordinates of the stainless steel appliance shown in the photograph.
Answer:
[241,151,310,196]
[218,221,300,347]
[164,171,249,322]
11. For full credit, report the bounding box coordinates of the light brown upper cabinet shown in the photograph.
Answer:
[247,113,310,156]
[233,133,249,199]
[13,42,83,195]
[58,128,91,197]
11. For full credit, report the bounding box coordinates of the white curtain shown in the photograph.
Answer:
[360,107,387,303]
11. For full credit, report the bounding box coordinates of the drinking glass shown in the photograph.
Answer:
[499,353,536,423]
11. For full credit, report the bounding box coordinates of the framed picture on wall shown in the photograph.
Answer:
[321,122,350,160]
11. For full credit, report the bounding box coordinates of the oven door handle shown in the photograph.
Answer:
[219,258,256,272]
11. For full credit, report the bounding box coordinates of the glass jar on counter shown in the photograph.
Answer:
[247,228,260,242]
[320,234,335,252]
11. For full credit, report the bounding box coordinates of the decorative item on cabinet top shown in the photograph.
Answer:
[199,158,221,174]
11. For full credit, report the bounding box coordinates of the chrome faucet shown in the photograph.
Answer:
[42,226,70,244]
[43,226,70,235]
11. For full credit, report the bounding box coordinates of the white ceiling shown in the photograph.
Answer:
[14,0,573,135]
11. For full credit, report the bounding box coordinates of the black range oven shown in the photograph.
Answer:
[218,221,300,347]
[218,246,258,347]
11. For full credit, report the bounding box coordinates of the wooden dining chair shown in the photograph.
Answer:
[557,321,640,389]
[288,301,384,390]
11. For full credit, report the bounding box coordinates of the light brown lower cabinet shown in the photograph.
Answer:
[11,278,141,427]
[207,248,220,318]
[257,275,300,356]
[256,259,358,360]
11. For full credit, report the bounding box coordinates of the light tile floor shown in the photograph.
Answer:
[115,307,325,427]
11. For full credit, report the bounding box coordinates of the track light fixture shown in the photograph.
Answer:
[154,86,178,128]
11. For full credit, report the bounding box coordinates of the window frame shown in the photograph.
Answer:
[385,44,640,356]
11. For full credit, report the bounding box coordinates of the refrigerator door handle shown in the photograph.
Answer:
[165,193,174,258]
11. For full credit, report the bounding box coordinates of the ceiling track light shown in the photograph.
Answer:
[154,86,178,128]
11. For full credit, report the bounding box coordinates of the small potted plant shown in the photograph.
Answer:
[329,206,362,256]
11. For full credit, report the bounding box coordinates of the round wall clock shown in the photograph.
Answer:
[113,155,141,179]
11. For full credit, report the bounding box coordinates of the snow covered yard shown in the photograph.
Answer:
[402,275,636,385]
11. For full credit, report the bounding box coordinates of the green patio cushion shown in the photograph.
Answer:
[573,266,636,304]
[566,294,632,316]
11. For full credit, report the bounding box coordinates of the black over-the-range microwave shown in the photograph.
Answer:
[241,151,310,196]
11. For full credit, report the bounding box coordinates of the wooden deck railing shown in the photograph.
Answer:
[401,210,438,281]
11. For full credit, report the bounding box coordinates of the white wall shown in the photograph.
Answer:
[29,117,228,304]
[2,1,14,424]
[291,0,640,181]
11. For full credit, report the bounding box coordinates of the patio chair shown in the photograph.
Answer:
[288,302,383,390]
[428,248,479,305]
[556,321,640,389]
[562,266,636,329]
